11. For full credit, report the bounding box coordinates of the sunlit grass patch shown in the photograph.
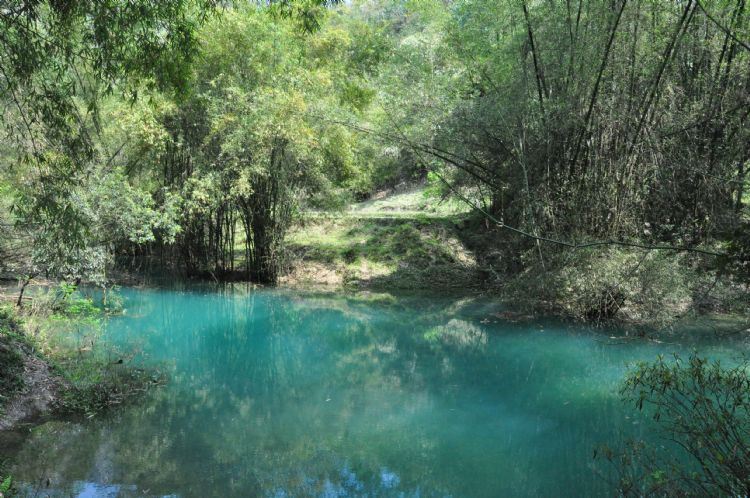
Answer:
[349,185,471,217]
[285,215,479,290]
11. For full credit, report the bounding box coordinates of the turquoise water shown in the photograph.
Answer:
[1,286,747,497]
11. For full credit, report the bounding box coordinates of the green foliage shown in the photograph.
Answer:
[122,6,376,282]
[598,354,750,496]
[504,247,695,324]
[21,289,164,417]
[269,0,341,33]
[38,284,102,321]
[370,0,750,304]
[9,157,181,283]
[0,307,27,408]
[0,0,746,318]
[0,1,338,286]
[0,474,13,495]
[4,288,149,421]
[0,0,218,197]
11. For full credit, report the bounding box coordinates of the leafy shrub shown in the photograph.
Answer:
[0,473,13,497]
[505,247,693,324]
[597,354,750,496]
[29,283,102,319]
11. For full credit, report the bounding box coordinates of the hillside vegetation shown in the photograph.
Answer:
[0,0,747,321]
[0,2,748,493]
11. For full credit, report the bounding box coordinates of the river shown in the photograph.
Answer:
[1,285,747,497]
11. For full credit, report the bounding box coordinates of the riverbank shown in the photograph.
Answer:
[282,185,749,327]
[0,290,162,440]
[0,314,61,432]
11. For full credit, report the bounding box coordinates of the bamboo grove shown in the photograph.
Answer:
[427,0,748,255]
[0,0,748,288]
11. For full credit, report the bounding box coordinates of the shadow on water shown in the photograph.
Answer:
[2,285,748,497]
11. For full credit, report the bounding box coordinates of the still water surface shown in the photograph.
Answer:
[2,285,747,497]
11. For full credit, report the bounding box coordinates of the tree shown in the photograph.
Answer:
[0,0,340,287]
[117,6,362,282]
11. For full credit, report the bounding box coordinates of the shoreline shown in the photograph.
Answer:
[1,277,747,438]
[0,295,163,439]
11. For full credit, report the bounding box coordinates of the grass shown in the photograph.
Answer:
[227,183,482,286]
[289,218,462,266]
[347,185,471,217]
[282,184,483,290]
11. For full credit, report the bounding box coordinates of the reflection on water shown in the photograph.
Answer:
[2,286,747,497]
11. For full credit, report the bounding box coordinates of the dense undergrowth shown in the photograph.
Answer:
[0,310,25,407]
[496,245,749,326]
[283,186,749,327]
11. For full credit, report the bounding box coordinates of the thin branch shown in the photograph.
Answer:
[695,0,750,52]
[569,0,628,175]
[434,169,726,257]
[318,114,729,257]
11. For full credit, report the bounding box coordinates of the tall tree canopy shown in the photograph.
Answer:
[0,0,747,297]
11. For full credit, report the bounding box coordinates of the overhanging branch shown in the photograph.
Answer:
[311,113,728,258]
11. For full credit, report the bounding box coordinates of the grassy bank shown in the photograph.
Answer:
[0,287,163,433]
[283,185,749,327]
[282,186,481,291]
[284,216,481,290]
